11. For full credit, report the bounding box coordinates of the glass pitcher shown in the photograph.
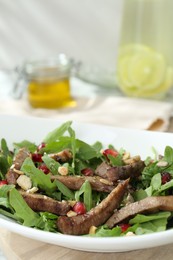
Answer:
[116,0,173,99]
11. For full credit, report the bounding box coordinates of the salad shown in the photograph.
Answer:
[0,121,173,237]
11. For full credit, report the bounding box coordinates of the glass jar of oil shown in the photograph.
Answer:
[18,54,76,109]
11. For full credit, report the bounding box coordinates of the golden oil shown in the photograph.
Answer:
[28,77,76,109]
[22,54,76,108]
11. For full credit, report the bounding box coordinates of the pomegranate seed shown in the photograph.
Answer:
[38,164,50,174]
[118,223,131,232]
[161,172,171,184]
[0,180,8,187]
[73,201,86,215]
[81,168,94,176]
[103,149,118,160]
[31,153,43,162]
[37,142,46,152]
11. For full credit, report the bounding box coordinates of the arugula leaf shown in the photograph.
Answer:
[42,137,72,153]
[88,225,122,237]
[129,211,171,224]
[107,154,124,166]
[151,173,161,191]
[9,188,58,231]
[128,212,171,235]
[135,219,168,235]
[42,154,60,175]
[1,138,12,157]
[164,146,173,164]
[0,155,10,176]
[76,139,101,160]
[43,121,72,143]
[68,127,76,171]
[0,138,13,178]
[92,141,103,153]
[55,179,75,200]
[9,188,40,226]
[0,184,15,211]
[21,158,57,194]
[13,140,37,153]
[35,212,57,232]
[75,180,92,211]
[133,189,148,201]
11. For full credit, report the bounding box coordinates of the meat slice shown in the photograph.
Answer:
[95,160,145,183]
[20,190,71,215]
[106,196,173,228]
[95,161,112,178]
[57,179,129,235]
[49,149,72,163]
[51,175,115,193]
[6,148,30,185]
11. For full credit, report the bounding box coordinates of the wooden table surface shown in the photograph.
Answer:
[0,117,173,260]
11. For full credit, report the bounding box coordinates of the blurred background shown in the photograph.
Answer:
[0,0,122,70]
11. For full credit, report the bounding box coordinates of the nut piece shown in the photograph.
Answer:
[58,166,68,176]
[100,178,113,186]
[157,161,168,167]
[125,231,136,236]
[89,225,97,235]
[26,187,39,194]
[17,175,32,191]
[123,155,141,165]
[67,210,77,217]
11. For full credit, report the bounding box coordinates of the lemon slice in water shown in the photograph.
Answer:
[117,44,173,97]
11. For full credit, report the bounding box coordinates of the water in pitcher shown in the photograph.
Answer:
[116,0,173,99]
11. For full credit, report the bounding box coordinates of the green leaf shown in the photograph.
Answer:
[135,218,168,235]
[129,211,171,224]
[36,212,58,232]
[1,138,12,157]
[0,155,10,176]
[160,179,173,192]
[108,154,124,166]
[164,146,173,164]
[68,127,76,171]
[42,154,60,175]
[151,173,161,191]
[133,189,148,201]
[0,208,20,221]
[55,180,75,200]
[88,225,122,237]
[76,139,101,160]
[13,140,37,153]
[9,188,40,226]
[92,142,103,152]
[21,158,57,194]
[75,180,92,211]
[43,121,72,143]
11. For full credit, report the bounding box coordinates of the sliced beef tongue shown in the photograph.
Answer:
[56,179,129,235]
[19,190,71,215]
[6,148,30,185]
[95,160,145,183]
[106,196,173,228]
[51,175,115,193]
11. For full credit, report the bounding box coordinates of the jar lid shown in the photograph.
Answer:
[19,54,72,81]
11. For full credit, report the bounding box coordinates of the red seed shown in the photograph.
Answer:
[0,180,8,187]
[81,168,94,176]
[161,172,171,184]
[103,149,118,160]
[38,164,50,174]
[37,142,46,152]
[73,201,86,215]
[32,153,43,162]
[118,223,131,232]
